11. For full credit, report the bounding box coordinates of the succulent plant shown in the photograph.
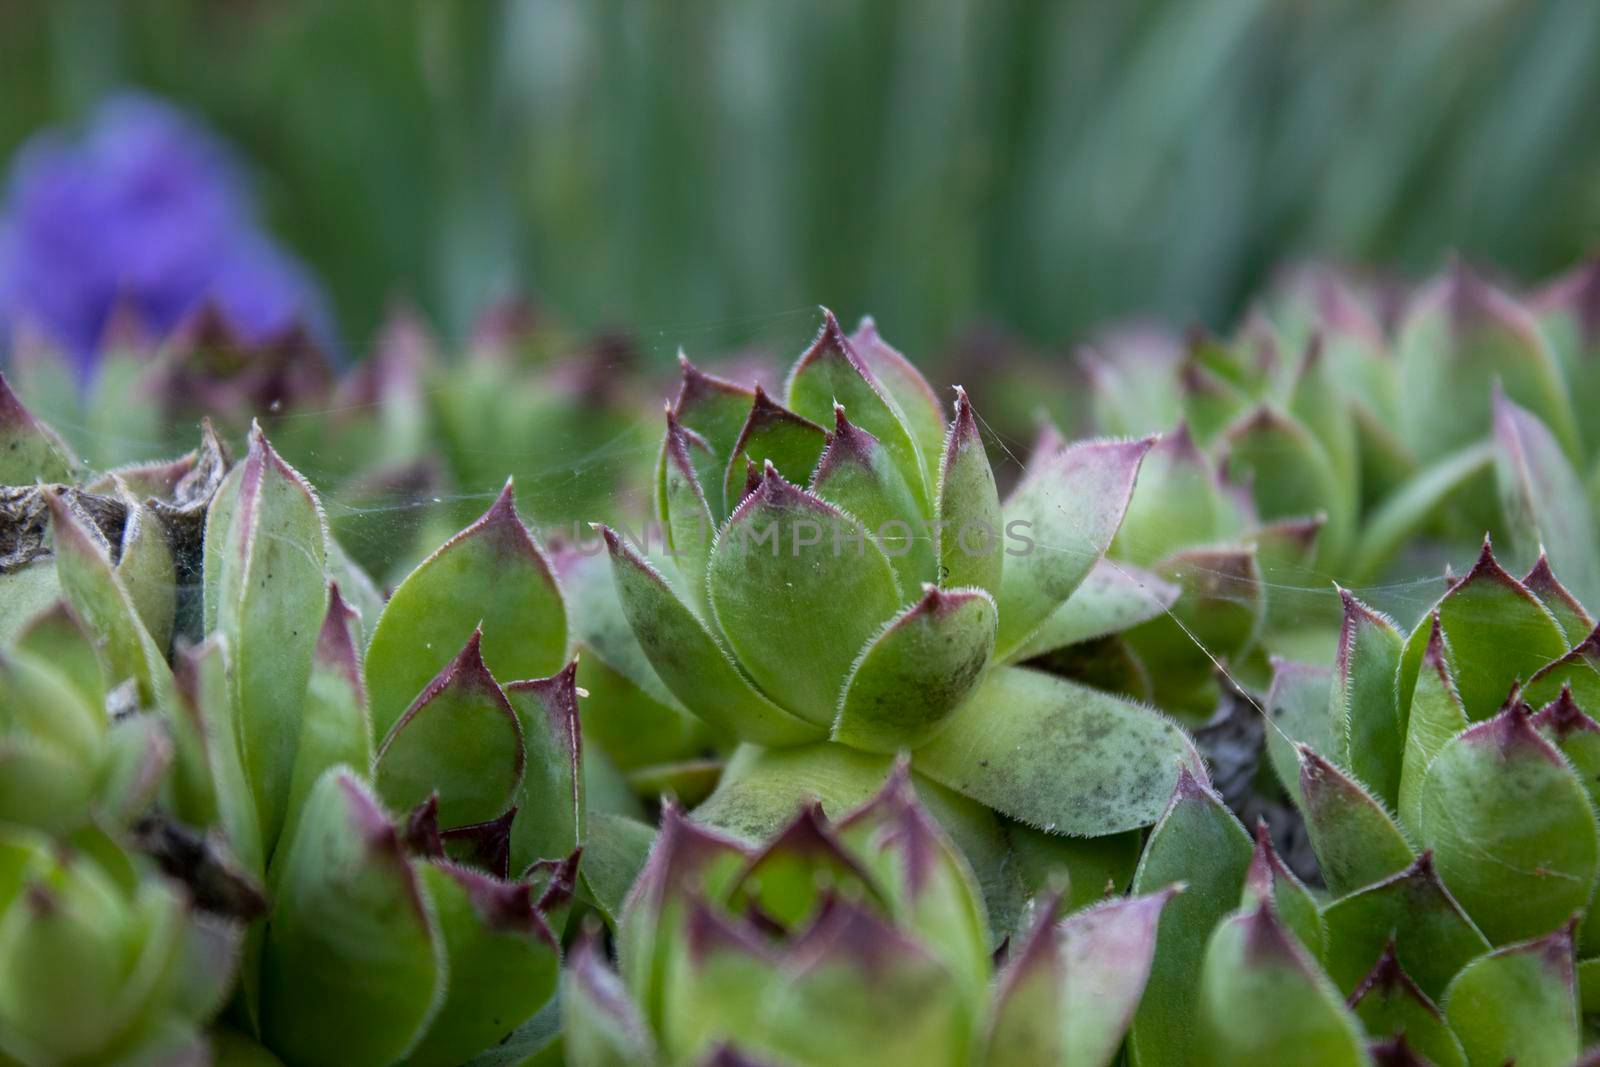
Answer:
[590,310,1201,922]
[1118,542,1600,1066]
[564,762,1178,1067]
[5,293,653,593]
[1070,257,1600,719]
[14,256,1600,1067]
[0,384,604,1066]
[0,824,244,1066]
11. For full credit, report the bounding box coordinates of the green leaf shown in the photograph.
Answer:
[810,406,935,592]
[1494,387,1600,606]
[365,480,566,743]
[552,543,709,768]
[1193,901,1368,1067]
[834,762,990,1000]
[1123,546,1265,712]
[375,632,525,829]
[1083,333,1184,439]
[785,310,929,509]
[617,804,750,1032]
[707,468,902,726]
[1263,661,1336,809]
[404,864,560,1067]
[989,886,1176,1067]
[504,662,584,874]
[45,490,173,709]
[0,371,77,484]
[1253,515,1329,635]
[1128,769,1255,1067]
[1396,263,1578,462]
[1007,558,1180,664]
[261,770,443,1067]
[95,713,172,829]
[173,639,264,881]
[1058,887,1180,1067]
[655,899,783,1064]
[11,601,104,713]
[622,759,720,808]
[1353,405,1420,511]
[1346,944,1466,1067]
[575,810,656,924]
[324,533,386,647]
[0,850,178,1064]
[983,893,1072,1065]
[1319,852,1491,1001]
[600,525,821,746]
[1177,357,1251,446]
[1443,920,1580,1067]
[721,388,827,516]
[1222,406,1352,568]
[935,388,1001,598]
[912,665,1203,835]
[1240,822,1324,959]
[108,482,177,655]
[753,897,974,1067]
[1288,338,1361,535]
[210,1028,292,1066]
[1330,590,1405,807]
[205,425,329,851]
[1396,616,1469,838]
[1523,628,1600,709]
[1004,821,1142,911]
[0,736,94,834]
[1111,423,1228,567]
[1349,441,1495,585]
[1581,954,1600,1013]
[996,437,1152,657]
[1298,746,1414,896]
[1533,687,1600,806]
[659,411,717,610]
[0,649,102,766]
[1397,541,1568,722]
[279,587,373,866]
[849,317,947,484]
[724,802,885,931]
[1417,701,1599,944]
[562,930,659,1067]
[1522,554,1594,645]
[671,354,757,520]
[833,586,996,753]
[689,742,1023,940]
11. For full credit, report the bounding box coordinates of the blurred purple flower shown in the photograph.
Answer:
[0,92,328,377]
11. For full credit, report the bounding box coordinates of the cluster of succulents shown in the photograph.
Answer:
[0,381,597,1064]
[7,252,1600,1065]
[7,297,653,592]
[1039,258,1600,721]
[564,762,1178,1067]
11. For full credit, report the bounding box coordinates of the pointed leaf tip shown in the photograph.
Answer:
[365,480,566,741]
[314,582,365,693]
[374,630,527,830]
[1532,684,1599,740]
[1368,1036,1432,1067]
[402,794,445,858]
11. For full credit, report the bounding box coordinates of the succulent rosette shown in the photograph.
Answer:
[0,386,598,1065]
[1071,258,1600,714]
[564,762,1178,1067]
[588,310,1200,914]
[6,292,653,592]
[1117,543,1600,1066]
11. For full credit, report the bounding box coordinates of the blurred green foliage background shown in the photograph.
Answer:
[4,0,1599,358]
